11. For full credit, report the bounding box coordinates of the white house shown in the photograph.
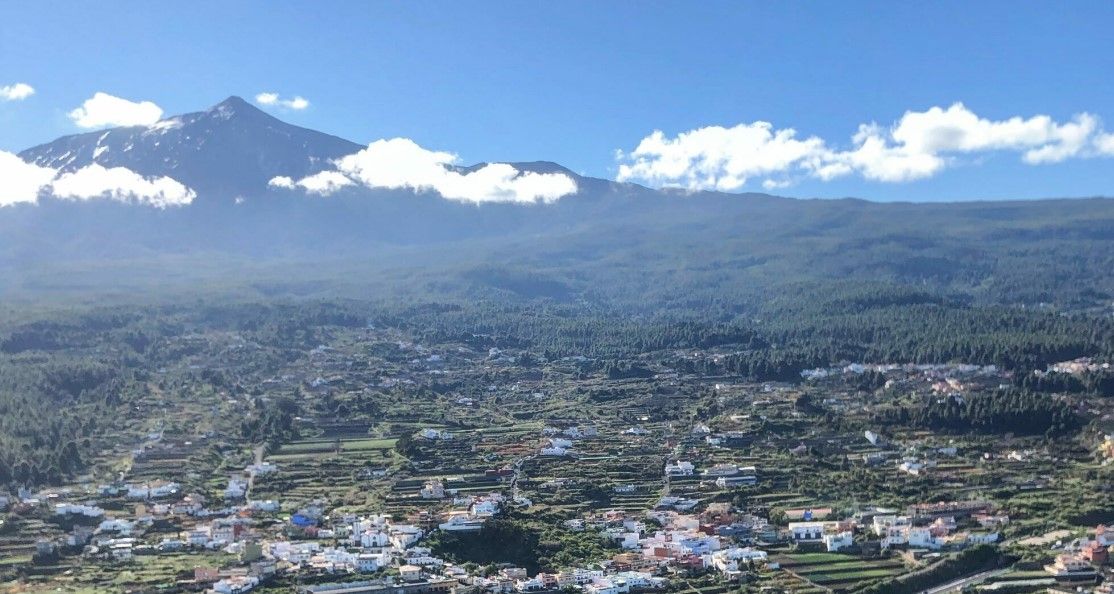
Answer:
[664,461,694,476]
[188,528,211,546]
[248,499,279,512]
[584,578,622,594]
[97,518,135,535]
[389,524,425,548]
[515,577,546,592]
[356,552,386,572]
[420,480,445,499]
[707,547,767,578]
[357,529,390,548]
[111,541,134,562]
[126,481,180,499]
[55,503,105,518]
[716,475,758,488]
[420,428,453,440]
[702,464,741,477]
[656,496,699,511]
[213,575,259,594]
[439,513,486,532]
[871,515,909,537]
[224,478,248,500]
[245,462,278,475]
[471,498,501,516]
[788,522,826,542]
[823,531,854,552]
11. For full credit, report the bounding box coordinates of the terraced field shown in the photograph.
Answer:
[777,552,911,592]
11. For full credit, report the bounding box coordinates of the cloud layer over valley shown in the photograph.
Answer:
[0,150,195,208]
[271,138,579,204]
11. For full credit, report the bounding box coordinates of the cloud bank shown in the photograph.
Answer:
[0,83,35,101]
[255,92,310,110]
[69,92,164,129]
[617,103,1114,191]
[0,151,57,206]
[271,138,578,204]
[0,150,194,208]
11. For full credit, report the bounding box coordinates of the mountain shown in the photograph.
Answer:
[19,96,362,199]
[2,97,1113,311]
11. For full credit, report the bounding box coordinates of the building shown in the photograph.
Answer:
[664,461,694,476]
[1081,541,1108,565]
[1044,554,1098,580]
[702,464,743,477]
[300,579,458,594]
[240,541,264,563]
[715,475,757,488]
[788,522,826,542]
[823,531,854,552]
[707,547,768,577]
[356,552,387,572]
[54,503,105,518]
[419,480,445,499]
[438,513,485,532]
[214,576,260,594]
[399,565,422,582]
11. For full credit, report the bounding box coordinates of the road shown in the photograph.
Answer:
[245,444,265,502]
[919,568,1011,594]
[510,454,535,501]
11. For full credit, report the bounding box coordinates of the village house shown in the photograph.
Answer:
[224,478,248,500]
[715,475,757,488]
[213,575,259,594]
[823,531,854,552]
[439,512,486,532]
[664,461,694,476]
[1045,554,1099,580]
[706,547,768,578]
[420,428,453,441]
[419,480,445,499]
[399,564,423,582]
[1081,541,1108,565]
[55,503,105,518]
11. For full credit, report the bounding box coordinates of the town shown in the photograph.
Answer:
[1,317,1110,594]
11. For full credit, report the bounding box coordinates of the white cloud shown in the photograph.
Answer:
[267,175,295,189]
[1094,132,1114,156]
[825,123,947,182]
[0,82,35,101]
[49,164,196,208]
[268,171,353,195]
[274,138,578,204]
[0,152,194,209]
[761,179,792,190]
[0,151,56,206]
[255,92,309,110]
[617,103,1114,190]
[69,92,164,129]
[617,123,827,191]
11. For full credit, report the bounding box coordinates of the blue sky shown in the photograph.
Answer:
[2,1,1113,201]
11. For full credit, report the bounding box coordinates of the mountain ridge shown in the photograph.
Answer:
[2,97,1112,309]
[19,96,363,200]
